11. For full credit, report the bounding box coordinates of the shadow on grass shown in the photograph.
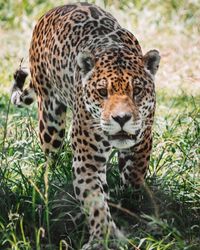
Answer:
[0,154,199,250]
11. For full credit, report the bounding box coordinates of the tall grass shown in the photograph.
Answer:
[0,0,199,249]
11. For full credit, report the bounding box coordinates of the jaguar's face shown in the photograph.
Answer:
[77,49,160,149]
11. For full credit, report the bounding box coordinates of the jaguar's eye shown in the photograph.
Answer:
[98,88,108,98]
[134,87,142,96]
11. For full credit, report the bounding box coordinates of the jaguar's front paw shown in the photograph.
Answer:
[81,226,125,250]
[81,240,110,250]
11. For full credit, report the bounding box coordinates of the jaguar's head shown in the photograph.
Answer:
[77,48,160,149]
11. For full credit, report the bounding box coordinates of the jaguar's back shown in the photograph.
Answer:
[29,3,142,107]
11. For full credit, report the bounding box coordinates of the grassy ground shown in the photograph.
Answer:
[0,0,200,249]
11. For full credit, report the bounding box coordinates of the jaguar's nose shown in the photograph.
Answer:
[112,114,131,128]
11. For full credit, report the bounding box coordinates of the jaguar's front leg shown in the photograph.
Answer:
[118,131,153,189]
[71,126,122,248]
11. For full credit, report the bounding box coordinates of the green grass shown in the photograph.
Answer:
[0,0,200,249]
[0,91,199,249]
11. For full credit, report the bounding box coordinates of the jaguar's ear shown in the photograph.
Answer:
[143,50,160,76]
[77,51,95,75]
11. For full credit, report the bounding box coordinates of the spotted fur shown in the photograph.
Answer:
[11,3,160,249]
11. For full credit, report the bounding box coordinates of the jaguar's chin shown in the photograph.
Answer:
[110,139,136,149]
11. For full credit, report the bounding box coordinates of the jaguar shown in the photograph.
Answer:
[11,2,160,249]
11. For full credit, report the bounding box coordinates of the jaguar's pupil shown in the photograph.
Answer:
[135,87,141,95]
[99,89,107,97]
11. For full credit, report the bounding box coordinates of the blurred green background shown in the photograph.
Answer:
[0,1,199,250]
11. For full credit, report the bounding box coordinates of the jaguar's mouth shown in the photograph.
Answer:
[108,130,139,140]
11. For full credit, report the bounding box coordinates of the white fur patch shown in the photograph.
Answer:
[11,89,22,106]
